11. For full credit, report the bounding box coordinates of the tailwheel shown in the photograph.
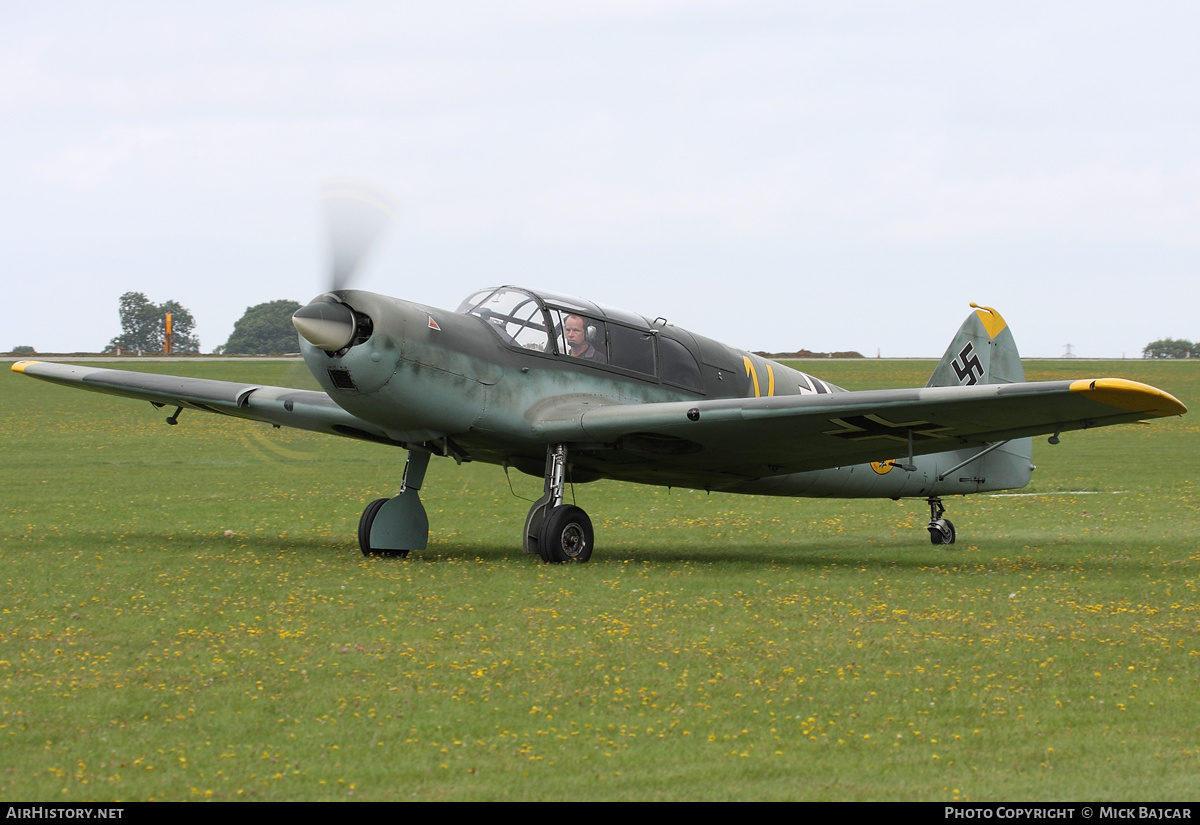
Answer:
[928,518,956,545]
[358,497,409,558]
[538,505,594,564]
[925,497,956,546]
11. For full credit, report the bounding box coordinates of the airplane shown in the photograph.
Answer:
[13,287,1187,563]
[10,191,1187,563]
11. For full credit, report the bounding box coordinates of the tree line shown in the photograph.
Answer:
[106,292,302,355]
[1143,338,1198,359]
[49,298,1200,360]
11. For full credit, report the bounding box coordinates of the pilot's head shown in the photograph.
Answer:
[564,314,588,352]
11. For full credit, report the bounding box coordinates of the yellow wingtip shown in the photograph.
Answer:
[969,303,1008,339]
[1069,378,1187,417]
[11,360,40,374]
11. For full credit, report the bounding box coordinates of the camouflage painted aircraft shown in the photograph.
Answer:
[12,290,1186,563]
[9,188,1186,563]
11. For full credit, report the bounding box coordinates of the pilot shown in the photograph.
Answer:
[564,314,607,363]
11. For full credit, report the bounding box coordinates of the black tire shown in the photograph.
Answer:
[538,505,594,563]
[358,498,408,558]
[928,518,955,546]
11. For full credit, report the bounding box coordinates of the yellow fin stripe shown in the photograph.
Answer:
[969,303,1008,339]
[1069,378,1187,416]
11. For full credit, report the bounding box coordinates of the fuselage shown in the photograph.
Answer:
[296,286,1032,499]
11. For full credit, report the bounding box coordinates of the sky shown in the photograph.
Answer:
[3,1,1200,358]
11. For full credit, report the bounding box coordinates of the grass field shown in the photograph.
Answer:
[1,357,1197,801]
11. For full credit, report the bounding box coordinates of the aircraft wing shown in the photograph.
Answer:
[531,378,1186,480]
[11,360,406,447]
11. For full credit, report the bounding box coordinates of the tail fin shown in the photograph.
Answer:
[927,304,1033,493]
[927,303,1025,388]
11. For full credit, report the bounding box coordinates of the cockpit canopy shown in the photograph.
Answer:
[456,286,703,391]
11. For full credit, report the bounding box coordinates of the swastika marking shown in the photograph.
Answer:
[952,342,984,386]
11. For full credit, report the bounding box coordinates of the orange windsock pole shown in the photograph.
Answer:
[164,313,173,355]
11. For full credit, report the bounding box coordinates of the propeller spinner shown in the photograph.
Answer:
[292,299,358,351]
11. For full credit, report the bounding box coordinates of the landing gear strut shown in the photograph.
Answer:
[523,444,594,563]
[926,497,956,546]
[358,450,432,557]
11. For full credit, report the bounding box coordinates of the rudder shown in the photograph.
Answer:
[927,303,1025,388]
[926,304,1033,494]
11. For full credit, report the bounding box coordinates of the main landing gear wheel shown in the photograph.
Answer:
[538,505,594,564]
[925,496,956,546]
[358,497,409,558]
